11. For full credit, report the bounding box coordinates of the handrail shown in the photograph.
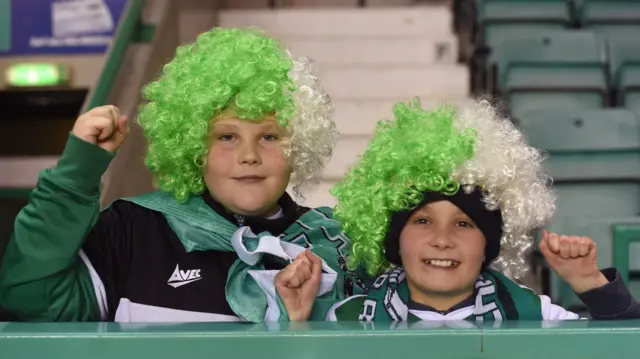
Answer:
[1,321,640,359]
[82,0,151,112]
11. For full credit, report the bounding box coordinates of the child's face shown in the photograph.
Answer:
[205,117,292,217]
[399,201,486,302]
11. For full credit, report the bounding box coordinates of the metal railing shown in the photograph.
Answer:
[82,0,154,112]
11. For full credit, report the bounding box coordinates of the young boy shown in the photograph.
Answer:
[0,28,363,322]
[278,99,640,321]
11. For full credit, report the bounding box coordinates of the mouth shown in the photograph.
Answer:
[233,176,266,183]
[423,259,461,269]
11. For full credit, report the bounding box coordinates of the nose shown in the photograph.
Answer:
[428,228,455,250]
[237,140,262,165]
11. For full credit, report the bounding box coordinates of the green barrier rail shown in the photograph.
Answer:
[83,0,154,111]
[1,321,640,359]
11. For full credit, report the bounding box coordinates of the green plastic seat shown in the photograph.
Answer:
[472,0,572,93]
[606,36,640,113]
[495,30,609,117]
[578,0,640,67]
[519,108,640,181]
[520,108,640,308]
[607,36,640,91]
[576,0,640,24]
[587,24,640,46]
[509,92,603,121]
[477,0,571,50]
[478,0,571,22]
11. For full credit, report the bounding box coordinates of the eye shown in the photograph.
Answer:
[413,217,431,225]
[456,220,475,228]
[262,133,279,142]
[218,134,235,141]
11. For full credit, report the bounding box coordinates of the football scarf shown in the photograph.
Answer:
[352,266,542,322]
[124,191,366,323]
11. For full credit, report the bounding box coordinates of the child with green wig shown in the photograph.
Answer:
[281,98,640,322]
[0,27,365,322]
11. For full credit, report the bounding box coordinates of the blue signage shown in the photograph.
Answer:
[0,0,127,56]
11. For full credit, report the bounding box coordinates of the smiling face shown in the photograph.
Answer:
[399,200,486,309]
[204,116,293,217]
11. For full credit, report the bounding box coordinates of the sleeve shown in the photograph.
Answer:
[577,267,640,320]
[539,295,581,320]
[0,134,127,322]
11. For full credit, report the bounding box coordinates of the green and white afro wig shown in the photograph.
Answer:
[332,99,555,280]
[137,27,337,202]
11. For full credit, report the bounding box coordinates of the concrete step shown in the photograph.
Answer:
[287,36,458,65]
[323,135,370,180]
[290,181,338,208]
[219,6,453,39]
[332,97,476,136]
[0,157,59,188]
[320,64,469,100]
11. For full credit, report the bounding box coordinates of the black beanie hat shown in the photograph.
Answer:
[384,187,503,269]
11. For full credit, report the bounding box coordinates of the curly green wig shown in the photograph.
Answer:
[137,27,336,202]
[331,99,477,276]
[332,99,555,279]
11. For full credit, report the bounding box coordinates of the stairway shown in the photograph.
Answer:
[221,6,470,207]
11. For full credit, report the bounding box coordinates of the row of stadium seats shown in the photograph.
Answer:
[460,0,640,310]
[521,95,640,309]
[489,30,640,120]
[471,0,640,94]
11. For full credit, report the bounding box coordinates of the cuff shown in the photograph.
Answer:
[273,291,291,322]
[50,133,115,193]
[577,268,633,317]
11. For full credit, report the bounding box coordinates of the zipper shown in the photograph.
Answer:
[235,214,245,226]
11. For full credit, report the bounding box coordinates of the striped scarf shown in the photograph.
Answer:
[358,267,542,322]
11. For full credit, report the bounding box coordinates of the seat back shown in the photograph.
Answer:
[495,31,609,116]
[520,108,640,181]
[606,36,640,92]
[577,0,640,24]
[478,0,571,23]
[496,30,607,89]
[509,92,603,120]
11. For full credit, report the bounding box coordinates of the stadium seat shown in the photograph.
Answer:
[471,0,572,93]
[576,0,640,24]
[494,30,609,119]
[476,0,572,49]
[577,0,640,51]
[519,108,640,308]
[519,108,640,182]
[607,37,640,116]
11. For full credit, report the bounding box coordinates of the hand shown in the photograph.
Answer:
[275,250,323,321]
[539,230,609,293]
[72,105,128,153]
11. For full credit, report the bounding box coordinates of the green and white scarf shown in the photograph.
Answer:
[124,191,363,323]
[354,266,542,322]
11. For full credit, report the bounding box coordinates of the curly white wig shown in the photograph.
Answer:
[451,100,555,279]
[284,56,337,198]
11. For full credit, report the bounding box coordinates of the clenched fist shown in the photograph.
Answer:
[275,250,322,321]
[72,105,128,153]
[540,230,609,293]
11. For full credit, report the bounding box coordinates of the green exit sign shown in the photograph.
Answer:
[4,63,70,87]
